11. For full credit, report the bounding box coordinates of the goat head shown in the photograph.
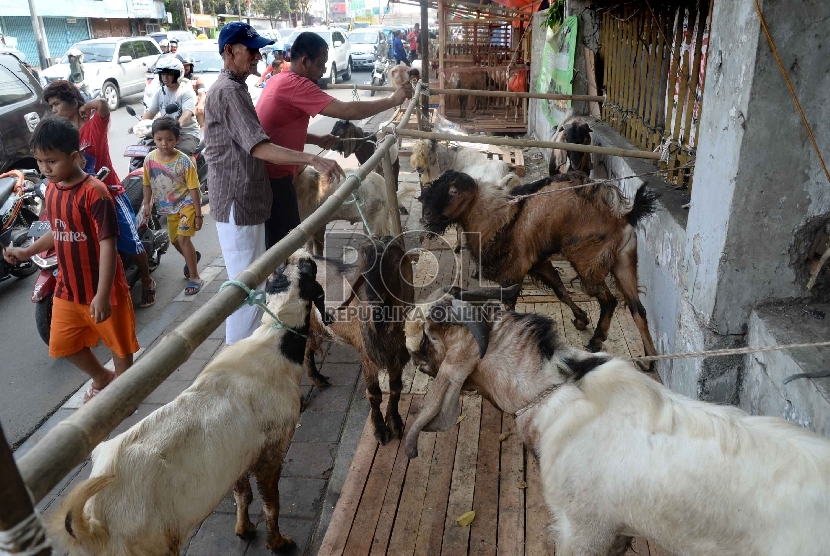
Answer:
[417,170,478,234]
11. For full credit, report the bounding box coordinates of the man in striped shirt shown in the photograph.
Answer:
[204,22,344,345]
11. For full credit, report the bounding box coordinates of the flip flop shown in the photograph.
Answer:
[184,279,204,296]
[184,251,202,279]
[139,278,156,308]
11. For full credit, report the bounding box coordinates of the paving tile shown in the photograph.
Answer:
[190,338,223,360]
[142,379,192,405]
[303,386,353,414]
[208,322,227,341]
[14,408,75,460]
[184,512,249,556]
[244,517,315,556]
[282,442,337,479]
[216,478,263,517]
[312,362,360,387]
[293,412,346,443]
[170,357,210,381]
[278,478,327,519]
[323,344,360,363]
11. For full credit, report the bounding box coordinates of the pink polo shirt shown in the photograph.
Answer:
[255,70,335,179]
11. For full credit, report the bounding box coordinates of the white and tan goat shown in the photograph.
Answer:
[405,295,830,556]
[409,139,521,189]
[50,253,329,556]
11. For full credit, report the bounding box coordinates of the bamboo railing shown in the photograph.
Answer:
[7,84,422,514]
[600,0,712,190]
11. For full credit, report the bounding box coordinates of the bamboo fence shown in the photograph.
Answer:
[600,0,712,190]
[7,85,422,510]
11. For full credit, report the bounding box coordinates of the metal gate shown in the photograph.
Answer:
[43,17,91,61]
[0,17,37,65]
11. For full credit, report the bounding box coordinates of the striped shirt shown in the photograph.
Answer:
[46,174,129,306]
[203,69,271,225]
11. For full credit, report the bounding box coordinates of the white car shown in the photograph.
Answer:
[41,37,161,110]
[349,28,386,69]
[141,40,264,110]
[283,27,352,86]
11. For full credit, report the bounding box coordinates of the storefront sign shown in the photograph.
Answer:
[535,15,577,127]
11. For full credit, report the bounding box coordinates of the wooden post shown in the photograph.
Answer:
[0,424,52,555]
[381,145,403,236]
[420,0,431,128]
[438,0,445,116]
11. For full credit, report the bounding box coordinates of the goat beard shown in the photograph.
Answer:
[420,214,455,236]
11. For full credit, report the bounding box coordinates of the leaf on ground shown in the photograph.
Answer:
[517,481,528,489]
[456,413,466,425]
[456,510,476,526]
[499,432,511,442]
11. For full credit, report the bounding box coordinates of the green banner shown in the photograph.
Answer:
[535,15,578,127]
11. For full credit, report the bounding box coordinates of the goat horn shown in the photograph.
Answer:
[449,299,490,359]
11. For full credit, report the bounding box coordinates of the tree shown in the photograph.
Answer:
[253,0,283,24]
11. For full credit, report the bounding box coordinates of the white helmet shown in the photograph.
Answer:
[66,48,83,60]
[159,39,170,48]
[156,57,184,82]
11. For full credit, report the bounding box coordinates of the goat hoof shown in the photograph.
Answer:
[267,535,297,554]
[374,425,392,446]
[585,340,604,353]
[385,413,405,439]
[573,318,589,331]
[235,520,257,539]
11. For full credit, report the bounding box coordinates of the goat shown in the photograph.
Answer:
[389,63,410,88]
[409,139,520,189]
[417,170,659,367]
[50,252,329,556]
[447,71,487,119]
[295,166,394,255]
[404,295,830,556]
[330,119,404,213]
[305,236,414,444]
[550,112,594,176]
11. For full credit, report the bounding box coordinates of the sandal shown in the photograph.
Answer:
[139,279,156,308]
[184,279,204,296]
[83,377,114,404]
[184,251,202,279]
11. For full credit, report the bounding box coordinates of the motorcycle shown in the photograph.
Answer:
[28,167,170,344]
[0,169,44,282]
[124,105,209,205]
[370,56,393,97]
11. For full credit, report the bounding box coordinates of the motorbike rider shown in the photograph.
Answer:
[43,80,157,307]
[159,39,170,54]
[66,48,90,99]
[177,53,207,128]
[169,39,179,54]
[133,58,200,156]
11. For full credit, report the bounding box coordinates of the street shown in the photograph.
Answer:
[1,70,386,449]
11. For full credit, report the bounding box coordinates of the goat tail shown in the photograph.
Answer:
[499,173,521,189]
[626,186,661,227]
[50,475,113,553]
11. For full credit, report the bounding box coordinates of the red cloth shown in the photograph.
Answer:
[255,70,335,179]
[79,111,120,187]
[407,30,418,51]
[46,174,129,306]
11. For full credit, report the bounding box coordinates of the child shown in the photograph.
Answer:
[142,117,204,295]
[3,118,139,402]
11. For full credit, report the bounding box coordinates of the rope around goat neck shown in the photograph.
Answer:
[342,173,372,235]
[219,280,306,337]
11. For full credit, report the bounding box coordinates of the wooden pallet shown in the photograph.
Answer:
[391,107,437,130]
[485,146,525,177]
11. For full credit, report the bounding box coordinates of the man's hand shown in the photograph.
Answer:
[310,156,345,183]
[315,134,339,150]
[3,246,31,265]
[127,123,135,134]
[391,82,414,105]
[90,293,113,324]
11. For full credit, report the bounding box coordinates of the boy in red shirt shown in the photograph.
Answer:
[3,118,139,403]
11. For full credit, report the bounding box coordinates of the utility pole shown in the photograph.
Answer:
[27,0,50,69]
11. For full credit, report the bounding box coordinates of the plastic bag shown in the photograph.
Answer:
[508,69,527,93]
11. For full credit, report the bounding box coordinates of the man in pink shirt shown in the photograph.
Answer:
[256,31,413,249]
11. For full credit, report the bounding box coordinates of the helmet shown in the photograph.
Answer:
[176,53,194,74]
[67,48,83,60]
[155,57,184,83]
[159,39,170,48]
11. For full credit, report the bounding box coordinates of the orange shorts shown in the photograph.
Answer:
[49,288,140,359]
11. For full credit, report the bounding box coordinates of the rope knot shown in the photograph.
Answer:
[219,279,306,337]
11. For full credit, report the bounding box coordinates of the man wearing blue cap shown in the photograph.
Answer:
[204,21,344,346]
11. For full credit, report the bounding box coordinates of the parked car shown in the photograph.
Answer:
[142,40,263,110]
[40,37,161,110]
[148,31,196,45]
[260,29,287,43]
[0,53,48,173]
[348,28,385,69]
[282,26,351,85]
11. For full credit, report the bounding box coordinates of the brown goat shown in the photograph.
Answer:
[305,236,415,444]
[417,170,659,367]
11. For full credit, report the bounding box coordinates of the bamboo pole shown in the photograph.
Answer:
[439,0,446,116]
[17,83,424,504]
[0,424,52,555]
[420,0,431,127]
[328,83,604,102]
[381,148,402,237]
[390,128,662,160]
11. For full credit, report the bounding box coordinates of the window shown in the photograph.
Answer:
[0,65,33,107]
[132,40,149,59]
[118,42,136,60]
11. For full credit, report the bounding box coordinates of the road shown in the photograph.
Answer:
[1,69,384,449]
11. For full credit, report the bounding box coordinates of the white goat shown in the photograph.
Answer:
[50,252,328,556]
[409,139,521,189]
[404,295,830,556]
[294,166,394,254]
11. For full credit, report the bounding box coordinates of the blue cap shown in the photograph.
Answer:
[218,22,274,53]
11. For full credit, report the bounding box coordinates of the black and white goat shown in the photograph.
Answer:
[549,112,595,176]
[404,295,830,556]
[51,252,328,556]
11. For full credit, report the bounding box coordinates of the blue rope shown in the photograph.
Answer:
[219,279,306,338]
[342,173,372,235]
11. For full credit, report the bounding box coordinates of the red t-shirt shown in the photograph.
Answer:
[255,70,335,179]
[46,174,129,306]
[79,111,120,187]
[407,31,418,51]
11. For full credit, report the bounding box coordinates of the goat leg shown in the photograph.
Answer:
[459,95,468,119]
[254,449,296,554]
[364,359,392,444]
[304,348,330,387]
[384,366,405,440]
[585,283,618,353]
[233,473,257,539]
[529,263,590,330]
[612,255,658,372]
